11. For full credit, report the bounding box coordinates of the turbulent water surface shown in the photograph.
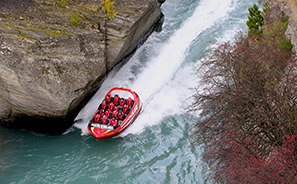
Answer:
[0,0,258,183]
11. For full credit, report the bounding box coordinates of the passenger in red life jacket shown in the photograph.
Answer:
[123,104,129,114]
[114,105,119,112]
[99,109,105,117]
[102,115,108,124]
[108,102,114,112]
[118,112,126,121]
[108,117,118,126]
[105,94,112,103]
[127,97,134,107]
[119,98,125,106]
[105,110,111,119]
[112,110,118,118]
[98,100,107,110]
[113,94,120,105]
[94,114,100,123]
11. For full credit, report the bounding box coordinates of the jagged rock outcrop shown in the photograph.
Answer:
[278,0,297,53]
[0,0,164,134]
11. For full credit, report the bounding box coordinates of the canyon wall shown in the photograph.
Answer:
[0,0,164,134]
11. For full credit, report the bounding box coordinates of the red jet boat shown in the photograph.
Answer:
[88,87,142,140]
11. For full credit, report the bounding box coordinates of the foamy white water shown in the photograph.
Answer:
[75,0,238,136]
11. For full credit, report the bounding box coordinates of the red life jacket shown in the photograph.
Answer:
[108,103,114,112]
[106,95,112,103]
[113,119,118,126]
[102,115,108,124]
[94,114,100,123]
[99,109,105,117]
[114,95,120,104]
[105,110,110,118]
[127,97,133,106]
[109,119,118,126]
[119,99,125,106]
[118,113,124,120]
[102,102,107,109]
[114,105,119,112]
[112,111,118,118]
[123,104,128,113]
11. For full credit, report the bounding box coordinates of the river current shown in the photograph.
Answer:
[0,0,258,183]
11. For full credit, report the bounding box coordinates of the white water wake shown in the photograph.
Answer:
[74,0,236,136]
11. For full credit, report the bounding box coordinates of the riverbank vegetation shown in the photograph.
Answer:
[190,2,297,183]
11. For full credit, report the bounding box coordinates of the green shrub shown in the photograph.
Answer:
[246,4,264,36]
[57,0,68,8]
[101,0,118,20]
[264,15,292,55]
[70,13,81,26]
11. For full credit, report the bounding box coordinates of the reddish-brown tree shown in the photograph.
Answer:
[189,29,297,183]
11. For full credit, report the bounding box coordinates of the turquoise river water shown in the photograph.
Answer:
[0,0,258,183]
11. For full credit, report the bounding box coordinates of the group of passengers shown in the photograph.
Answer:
[91,94,134,127]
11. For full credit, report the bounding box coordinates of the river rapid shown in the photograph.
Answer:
[0,0,258,183]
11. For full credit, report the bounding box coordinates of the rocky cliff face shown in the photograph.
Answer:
[0,0,164,134]
[280,0,297,54]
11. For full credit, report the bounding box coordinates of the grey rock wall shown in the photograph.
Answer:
[0,0,165,134]
[277,0,297,54]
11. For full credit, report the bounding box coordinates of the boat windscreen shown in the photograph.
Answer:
[91,123,114,130]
